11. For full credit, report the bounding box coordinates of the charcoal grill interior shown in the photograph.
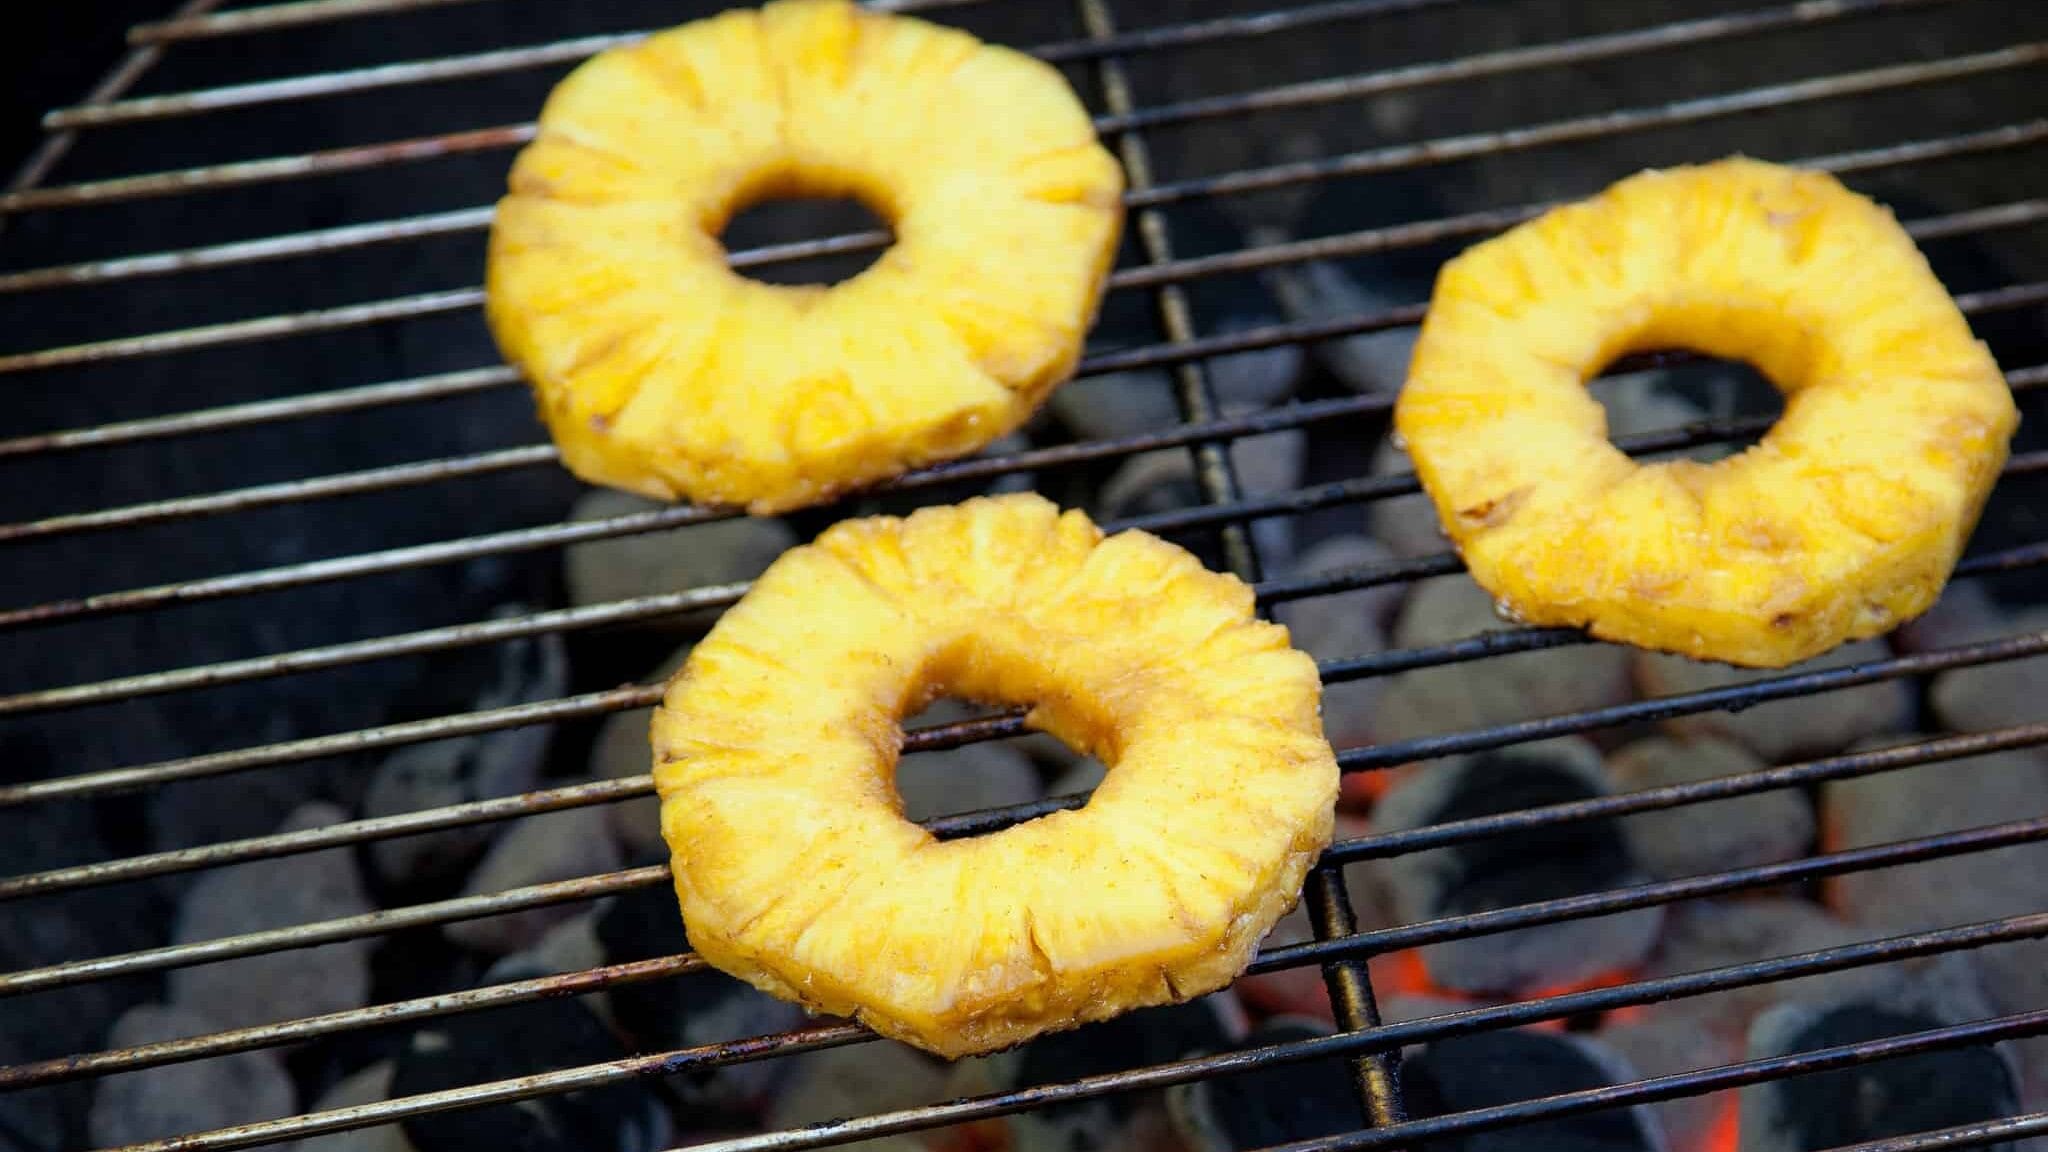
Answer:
[2,1,2047,1150]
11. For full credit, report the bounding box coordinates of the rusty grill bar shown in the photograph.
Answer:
[2,0,2045,1150]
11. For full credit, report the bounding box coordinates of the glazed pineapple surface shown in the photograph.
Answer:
[650,494,1338,1057]
[1396,158,2018,668]
[486,0,1123,514]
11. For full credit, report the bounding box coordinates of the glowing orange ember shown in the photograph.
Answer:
[1340,769,1397,811]
[1368,950,1648,1029]
[1372,949,1439,1000]
[1700,1094,1741,1152]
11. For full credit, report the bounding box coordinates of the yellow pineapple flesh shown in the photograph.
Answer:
[650,493,1337,1057]
[486,0,1124,514]
[1396,158,2018,668]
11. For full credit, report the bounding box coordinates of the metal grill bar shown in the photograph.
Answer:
[131,0,499,43]
[0,205,496,295]
[9,105,2032,315]
[72,0,1000,130]
[4,3,2043,1150]
[0,123,536,215]
[19,628,2048,922]
[1298,816,2048,967]
[0,953,716,1089]
[0,370,1381,546]
[12,553,2031,901]
[0,288,484,375]
[1823,1114,2048,1152]
[2,0,227,199]
[4,357,2041,720]
[0,865,669,998]
[95,915,2043,1152]
[1125,42,2046,207]
[6,45,2038,373]
[67,638,2014,917]
[7,682,2046,999]
[0,684,655,806]
[6,782,2045,1088]
[126,0,990,45]
[8,444,2039,774]
[11,201,2038,544]
[0,445,555,543]
[0,391,1389,636]
[0,0,1452,216]
[1247,1010,2048,1152]
[7,175,2040,384]
[6,24,2032,262]
[40,0,1938,166]
[1,122,2034,476]
[1334,625,2048,774]
[0,365,519,459]
[2,304,2038,635]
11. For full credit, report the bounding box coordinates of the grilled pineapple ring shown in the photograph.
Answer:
[1397,158,2018,668]
[651,494,1338,1057]
[485,0,1123,514]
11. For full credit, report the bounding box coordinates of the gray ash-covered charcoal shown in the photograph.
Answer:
[589,643,695,860]
[1928,606,2048,735]
[565,491,797,624]
[1096,429,1306,566]
[88,1004,298,1149]
[483,909,612,1027]
[893,699,1044,825]
[1051,201,1302,443]
[1402,1029,1659,1152]
[1166,1017,1358,1152]
[391,995,668,1152]
[1739,956,2023,1152]
[1635,640,1910,763]
[1374,577,1635,747]
[1609,736,1813,880]
[1369,738,1663,995]
[1274,535,1399,751]
[1821,743,2048,1108]
[1643,899,1876,1047]
[767,1041,950,1152]
[442,803,621,956]
[1365,437,1447,560]
[363,613,567,890]
[948,995,1246,1152]
[296,1060,416,1152]
[1599,1007,1741,1152]
[1260,174,1453,398]
[168,801,375,1032]
[596,884,804,1117]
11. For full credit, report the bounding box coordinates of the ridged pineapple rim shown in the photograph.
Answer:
[1395,157,2018,669]
[648,494,1337,1056]
[482,0,1124,514]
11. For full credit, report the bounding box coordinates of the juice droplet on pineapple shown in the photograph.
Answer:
[1387,431,1408,451]
[1492,598,1525,624]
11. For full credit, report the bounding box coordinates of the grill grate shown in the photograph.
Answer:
[2,1,2046,1151]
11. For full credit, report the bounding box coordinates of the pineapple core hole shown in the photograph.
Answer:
[1588,355,1783,465]
[897,696,1083,829]
[720,194,892,286]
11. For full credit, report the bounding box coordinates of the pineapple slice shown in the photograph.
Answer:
[1397,158,2018,668]
[651,494,1337,1057]
[485,0,1123,514]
